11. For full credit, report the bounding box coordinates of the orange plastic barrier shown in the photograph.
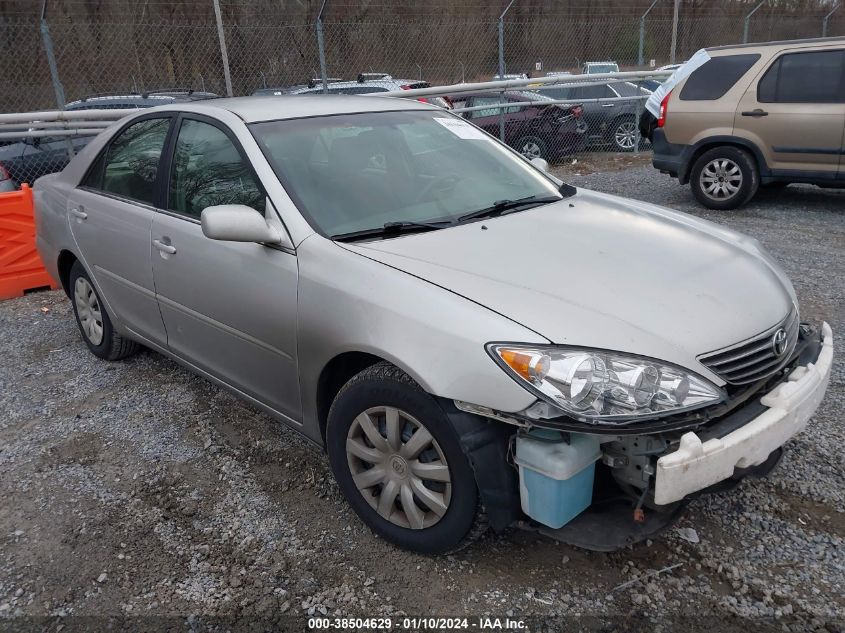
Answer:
[0,184,60,300]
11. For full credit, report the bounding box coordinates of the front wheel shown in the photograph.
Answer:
[689,146,759,210]
[326,362,484,554]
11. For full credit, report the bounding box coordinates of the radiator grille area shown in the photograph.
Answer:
[699,309,799,385]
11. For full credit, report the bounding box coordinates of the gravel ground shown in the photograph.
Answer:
[0,164,843,632]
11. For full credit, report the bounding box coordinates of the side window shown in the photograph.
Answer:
[757,50,845,104]
[469,97,519,118]
[168,119,264,219]
[84,117,170,204]
[573,84,613,100]
[679,54,761,101]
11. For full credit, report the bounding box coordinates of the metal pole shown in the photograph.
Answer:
[498,0,516,141]
[39,1,74,161]
[316,0,329,94]
[459,61,465,83]
[212,0,233,96]
[669,0,680,64]
[639,0,659,68]
[417,64,422,80]
[823,2,840,37]
[743,1,766,44]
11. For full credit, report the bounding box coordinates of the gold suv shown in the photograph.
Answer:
[650,37,845,210]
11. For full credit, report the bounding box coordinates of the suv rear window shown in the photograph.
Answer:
[679,54,760,101]
[757,50,845,103]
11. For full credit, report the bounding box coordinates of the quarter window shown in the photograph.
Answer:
[679,54,761,101]
[83,117,170,204]
[757,50,845,103]
[168,119,264,219]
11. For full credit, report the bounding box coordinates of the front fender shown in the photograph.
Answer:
[296,235,546,444]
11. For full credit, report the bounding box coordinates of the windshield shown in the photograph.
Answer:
[250,110,563,238]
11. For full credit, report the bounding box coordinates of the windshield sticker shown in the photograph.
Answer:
[433,117,491,141]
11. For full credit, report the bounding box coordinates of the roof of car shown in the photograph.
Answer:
[706,35,845,53]
[168,94,435,123]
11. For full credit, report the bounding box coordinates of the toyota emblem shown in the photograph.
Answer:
[771,328,788,357]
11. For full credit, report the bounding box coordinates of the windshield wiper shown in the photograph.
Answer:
[332,220,452,243]
[456,194,563,224]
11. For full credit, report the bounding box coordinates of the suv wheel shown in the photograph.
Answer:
[515,135,547,161]
[69,261,139,360]
[326,362,485,554]
[611,117,639,152]
[690,146,759,210]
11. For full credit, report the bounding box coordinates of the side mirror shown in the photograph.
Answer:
[201,204,283,244]
[530,157,549,173]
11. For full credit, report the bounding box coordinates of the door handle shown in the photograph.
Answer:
[601,103,616,108]
[69,207,87,220]
[741,109,768,117]
[153,239,176,255]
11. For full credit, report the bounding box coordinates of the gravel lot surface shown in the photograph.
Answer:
[1,163,843,632]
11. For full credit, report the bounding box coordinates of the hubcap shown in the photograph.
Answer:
[700,158,743,200]
[614,121,638,150]
[73,277,104,346]
[346,406,451,530]
[520,141,542,159]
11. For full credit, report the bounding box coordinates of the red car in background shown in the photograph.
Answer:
[450,91,587,161]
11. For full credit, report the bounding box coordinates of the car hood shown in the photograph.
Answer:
[342,189,795,383]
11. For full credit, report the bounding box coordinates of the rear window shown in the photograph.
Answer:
[757,50,845,103]
[679,54,760,101]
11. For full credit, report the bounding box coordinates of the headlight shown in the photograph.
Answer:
[487,344,724,422]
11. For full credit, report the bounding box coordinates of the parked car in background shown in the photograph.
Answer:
[0,90,218,188]
[450,91,587,160]
[537,81,651,151]
[582,61,619,74]
[64,90,219,111]
[647,37,845,209]
[286,74,451,109]
[493,73,529,81]
[34,95,832,554]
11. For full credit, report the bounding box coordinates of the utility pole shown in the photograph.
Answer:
[669,0,680,65]
[639,0,659,68]
[212,0,233,96]
[316,0,329,94]
[823,2,840,37]
[743,1,766,44]
[498,0,517,141]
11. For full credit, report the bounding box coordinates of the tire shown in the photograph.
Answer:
[326,362,485,554]
[610,116,639,152]
[514,135,548,161]
[689,146,759,210]
[69,261,139,361]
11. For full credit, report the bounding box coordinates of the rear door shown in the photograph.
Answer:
[67,115,172,345]
[734,47,845,179]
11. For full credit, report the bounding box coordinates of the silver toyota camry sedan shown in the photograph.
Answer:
[34,96,833,554]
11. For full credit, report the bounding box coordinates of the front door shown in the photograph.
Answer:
[67,115,172,345]
[734,47,845,179]
[150,115,301,422]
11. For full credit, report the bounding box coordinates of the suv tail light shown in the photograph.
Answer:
[570,105,583,118]
[657,91,671,128]
[0,162,11,183]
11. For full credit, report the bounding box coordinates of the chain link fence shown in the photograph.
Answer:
[1,0,843,188]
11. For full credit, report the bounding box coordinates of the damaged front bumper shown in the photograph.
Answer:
[653,321,833,505]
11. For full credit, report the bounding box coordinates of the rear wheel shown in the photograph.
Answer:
[326,362,484,554]
[69,261,139,360]
[610,117,639,152]
[515,135,548,161]
[689,146,759,210]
